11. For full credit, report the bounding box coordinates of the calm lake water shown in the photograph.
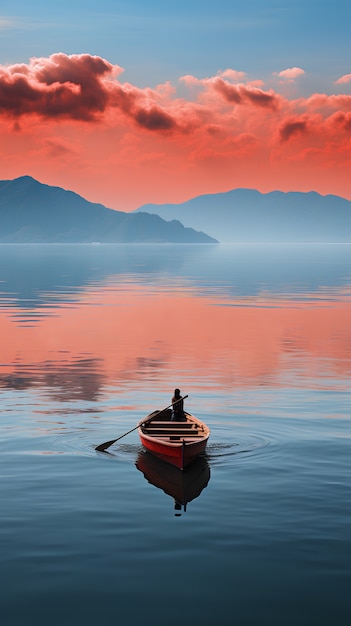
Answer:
[1,243,350,626]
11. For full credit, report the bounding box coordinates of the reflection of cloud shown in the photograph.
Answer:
[43,358,104,402]
[1,281,351,391]
[134,356,166,373]
[0,372,34,390]
[0,358,104,402]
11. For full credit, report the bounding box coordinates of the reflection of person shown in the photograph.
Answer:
[171,388,184,421]
[174,500,182,516]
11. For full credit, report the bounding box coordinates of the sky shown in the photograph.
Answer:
[1,0,351,210]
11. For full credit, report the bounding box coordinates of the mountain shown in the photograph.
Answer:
[136,189,351,243]
[0,177,217,243]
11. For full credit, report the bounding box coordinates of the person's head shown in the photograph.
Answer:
[174,388,181,398]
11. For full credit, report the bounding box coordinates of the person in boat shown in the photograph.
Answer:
[171,388,184,421]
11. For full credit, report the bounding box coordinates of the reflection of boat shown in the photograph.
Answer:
[136,450,210,515]
[137,409,210,470]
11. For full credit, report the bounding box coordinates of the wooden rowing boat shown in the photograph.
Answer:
[137,408,210,470]
[136,450,210,514]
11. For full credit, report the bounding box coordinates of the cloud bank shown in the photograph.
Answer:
[1,53,351,209]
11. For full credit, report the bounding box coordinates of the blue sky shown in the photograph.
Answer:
[1,0,351,91]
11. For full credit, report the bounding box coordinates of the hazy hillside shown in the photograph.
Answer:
[0,177,217,243]
[136,189,351,242]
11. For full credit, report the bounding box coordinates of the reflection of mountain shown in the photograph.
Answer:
[1,243,351,311]
[136,189,351,242]
[0,176,216,243]
[136,451,210,515]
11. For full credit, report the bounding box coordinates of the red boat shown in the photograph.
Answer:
[137,408,210,470]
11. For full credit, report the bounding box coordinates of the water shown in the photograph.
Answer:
[1,244,350,626]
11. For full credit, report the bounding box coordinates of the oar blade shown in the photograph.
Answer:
[95,439,117,452]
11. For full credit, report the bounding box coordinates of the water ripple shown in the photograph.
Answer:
[207,434,271,465]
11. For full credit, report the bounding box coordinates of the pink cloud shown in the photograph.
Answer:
[277,67,305,80]
[217,69,246,82]
[335,73,351,85]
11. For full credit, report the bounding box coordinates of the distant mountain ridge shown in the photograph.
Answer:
[0,177,217,243]
[136,189,351,242]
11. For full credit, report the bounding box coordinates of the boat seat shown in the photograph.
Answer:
[169,436,204,441]
[146,421,196,429]
[143,428,199,436]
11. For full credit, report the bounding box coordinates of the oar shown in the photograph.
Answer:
[95,395,188,452]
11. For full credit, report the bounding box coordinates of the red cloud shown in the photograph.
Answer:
[212,77,279,109]
[280,118,308,141]
[332,111,351,132]
[33,53,114,86]
[135,107,177,131]
[0,54,116,121]
[2,55,351,208]
[2,55,351,144]
[0,53,180,131]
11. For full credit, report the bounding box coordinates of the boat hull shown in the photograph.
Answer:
[138,410,210,470]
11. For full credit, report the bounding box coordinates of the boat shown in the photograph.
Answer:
[136,450,210,515]
[137,408,210,470]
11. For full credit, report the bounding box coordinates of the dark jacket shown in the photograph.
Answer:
[172,395,184,420]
